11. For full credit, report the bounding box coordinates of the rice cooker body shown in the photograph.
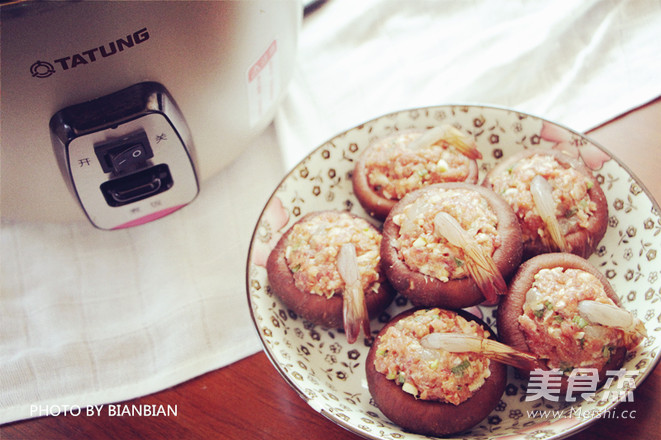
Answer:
[1,1,300,227]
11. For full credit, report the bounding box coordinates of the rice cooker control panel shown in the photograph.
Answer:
[50,82,198,230]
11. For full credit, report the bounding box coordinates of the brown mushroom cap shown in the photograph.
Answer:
[266,211,395,330]
[381,183,522,309]
[497,252,627,390]
[365,308,507,437]
[482,148,608,260]
[352,130,479,221]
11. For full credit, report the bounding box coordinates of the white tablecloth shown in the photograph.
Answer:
[2,0,661,425]
[0,127,286,424]
[277,0,661,168]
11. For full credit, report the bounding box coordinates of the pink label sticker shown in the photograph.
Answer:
[247,40,280,127]
[249,40,278,82]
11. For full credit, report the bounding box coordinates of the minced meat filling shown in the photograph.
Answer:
[392,188,500,281]
[373,308,491,405]
[518,267,625,373]
[284,212,382,298]
[364,131,472,201]
[489,154,596,244]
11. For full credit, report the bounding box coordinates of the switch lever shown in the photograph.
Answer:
[95,130,154,174]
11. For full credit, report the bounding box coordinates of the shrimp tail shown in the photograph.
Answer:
[530,175,570,252]
[409,125,482,160]
[433,212,506,302]
[578,300,647,350]
[338,243,370,344]
[421,333,544,370]
[464,241,507,303]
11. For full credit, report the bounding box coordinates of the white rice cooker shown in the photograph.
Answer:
[1,0,301,229]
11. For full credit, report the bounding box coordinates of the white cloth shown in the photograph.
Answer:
[276,0,661,168]
[0,126,284,424]
[3,0,661,425]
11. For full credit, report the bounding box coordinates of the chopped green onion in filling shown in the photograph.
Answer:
[451,360,471,377]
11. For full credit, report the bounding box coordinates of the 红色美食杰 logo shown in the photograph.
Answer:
[30,60,56,78]
[29,27,149,79]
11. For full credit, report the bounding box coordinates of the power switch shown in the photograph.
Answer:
[95,130,154,174]
[50,82,199,230]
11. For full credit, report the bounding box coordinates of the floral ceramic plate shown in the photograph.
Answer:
[246,105,661,440]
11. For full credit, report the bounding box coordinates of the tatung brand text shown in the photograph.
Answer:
[30,27,149,78]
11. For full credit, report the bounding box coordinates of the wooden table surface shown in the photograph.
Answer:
[3,97,661,440]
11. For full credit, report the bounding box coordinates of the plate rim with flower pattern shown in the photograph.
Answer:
[246,103,661,440]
